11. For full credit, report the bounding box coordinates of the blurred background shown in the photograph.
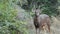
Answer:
[0,0,60,34]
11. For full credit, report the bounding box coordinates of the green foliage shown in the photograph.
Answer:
[0,0,28,34]
[16,0,59,17]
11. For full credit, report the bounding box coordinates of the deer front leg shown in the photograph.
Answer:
[35,28,37,34]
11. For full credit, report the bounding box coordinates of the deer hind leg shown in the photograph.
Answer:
[43,26,47,34]
[47,25,52,34]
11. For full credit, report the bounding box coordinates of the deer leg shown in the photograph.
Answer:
[39,28,40,34]
[43,26,46,34]
[36,28,37,34]
[47,25,52,34]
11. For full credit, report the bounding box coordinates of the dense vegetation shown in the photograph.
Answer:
[0,0,60,34]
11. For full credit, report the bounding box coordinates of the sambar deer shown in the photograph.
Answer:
[33,8,51,34]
